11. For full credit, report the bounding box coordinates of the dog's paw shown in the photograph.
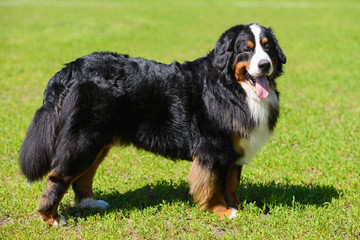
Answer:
[96,200,109,210]
[228,207,238,219]
[53,214,67,227]
[78,198,109,210]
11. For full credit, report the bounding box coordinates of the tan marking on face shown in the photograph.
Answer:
[247,41,254,49]
[233,61,250,83]
[261,37,268,45]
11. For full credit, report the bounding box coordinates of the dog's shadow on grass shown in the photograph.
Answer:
[63,180,340,220]
[237,181,340,209]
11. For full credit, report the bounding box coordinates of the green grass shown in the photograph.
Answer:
[1,0,360,238]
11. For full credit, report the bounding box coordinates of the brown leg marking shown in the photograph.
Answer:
[188,157,216,209]
[72,146,110,205]
[37,170,76,226]
[209,190,235,220]
[37,146,112,226]
[188,158,235,219]
[224,164,242,208]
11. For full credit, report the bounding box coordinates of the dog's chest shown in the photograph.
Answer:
[234,87,278,166]
[234,125,272,165]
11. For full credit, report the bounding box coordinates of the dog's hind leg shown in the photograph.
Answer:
[37,170,75,227]
[36,126,113,226]
[72,145,111,210]
[37,143,111,227]
[36,81,118,226]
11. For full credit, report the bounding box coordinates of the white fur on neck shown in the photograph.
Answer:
[242,81,278,127]
[236,83,278,165]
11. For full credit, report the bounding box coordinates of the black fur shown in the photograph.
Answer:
[19,24,286,187]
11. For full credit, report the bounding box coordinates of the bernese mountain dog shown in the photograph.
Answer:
[19,23,286,226]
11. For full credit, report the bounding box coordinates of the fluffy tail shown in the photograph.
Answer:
[19,105,57,182]
[19,61,77,182]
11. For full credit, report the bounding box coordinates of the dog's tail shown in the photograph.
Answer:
[19,105,57,182]
[19,63,76,182]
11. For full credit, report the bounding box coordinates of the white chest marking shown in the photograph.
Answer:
[236,125,272,165]
[236,83,278,166]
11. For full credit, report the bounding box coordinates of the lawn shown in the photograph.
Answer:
[1,0,359,239]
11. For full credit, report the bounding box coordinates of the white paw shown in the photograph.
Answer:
[53,214,67,227]
[96,200,109,210]
[78,198,109,210]
[228,207,238,219]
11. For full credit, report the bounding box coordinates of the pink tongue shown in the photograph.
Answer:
[255,76,269,99]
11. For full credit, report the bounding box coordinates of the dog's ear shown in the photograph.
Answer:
[213,33,235,70]
[269,27,286,64]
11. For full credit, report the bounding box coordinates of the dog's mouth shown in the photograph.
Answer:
[245,72,256,86]
[244,71,269,99]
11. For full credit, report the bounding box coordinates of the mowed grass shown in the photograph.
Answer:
[1,0,359,239]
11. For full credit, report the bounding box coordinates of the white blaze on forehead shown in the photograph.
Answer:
[248,24,273,77]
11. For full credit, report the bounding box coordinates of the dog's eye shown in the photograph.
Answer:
[264,44,271,51]
[244,48,252,53]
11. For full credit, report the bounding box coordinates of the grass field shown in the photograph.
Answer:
[1,0,359,239]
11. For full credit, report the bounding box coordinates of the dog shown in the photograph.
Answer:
[19,23,286,226]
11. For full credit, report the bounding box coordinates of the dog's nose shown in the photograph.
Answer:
[258,60,271,72]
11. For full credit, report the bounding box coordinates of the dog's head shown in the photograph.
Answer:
[213,24,286,99]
